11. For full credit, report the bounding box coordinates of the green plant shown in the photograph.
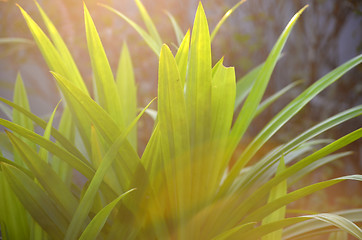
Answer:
[0,1,361,239]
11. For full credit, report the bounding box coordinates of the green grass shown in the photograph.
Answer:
[0,1,361,239]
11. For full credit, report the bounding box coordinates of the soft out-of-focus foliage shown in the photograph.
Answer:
[0,1,361,239]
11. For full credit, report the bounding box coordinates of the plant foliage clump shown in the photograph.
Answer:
[0,1,361,239]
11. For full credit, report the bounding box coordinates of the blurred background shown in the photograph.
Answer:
[0,0,361,231]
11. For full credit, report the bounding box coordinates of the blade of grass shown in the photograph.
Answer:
[243,175,361,224]
[7,131,78,222]
[165,11,184,45]
[134,0,163,47]
[212,222,256,240]
[34,0,88,94]
[84,3,123,130]
[175,29,190,87]
[0,37,33,45]
[224,6,309,182]
[210,0,246,42]
[99,4,161,56]
[116,42,137,150]
[255,80,303,117]
[64,98,153,240]
[209,59,236,192]
[0,168,30,240]
[212,128,361,232]
[224,53,362,193]
[0,96,89,164]
[158,44,191,238]
[231,129,362,225]
[284,209,362,239]
[1,163,68,239]
[38,100,61,162]
[78,189,135,240]
[12,73,35,165]
[235,105,362,194]
[261,157,287,240]
[234,63,263,111]
[0,119,96,180]
[51,107,74,187]
[52,72,143,191]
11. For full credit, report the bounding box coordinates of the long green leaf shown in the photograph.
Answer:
[100,4,161,56]
[0,37,33,45]
[116,42,137,150]
[212,222,256,240]
[175,29,190,87]
[212,128,361,231]
[166,11,184,45]
[52,72,142,191]
[7,132,78,221]
[261,157,287,240]
[232,129,362,224]
[0,96,89,164]
[255,80,303,117]
[210,0,246,42]
[236,105,362,193]
[84,3,123,129]
[284,209,362,239]
[34,0,88,94]
[134,0,163,47]
[0,169,30,240]
[223,7,308,190]
[234,63,263,111]
[64,98,153,240]
[243,176,361,224]
[225,53,362,192]
[210,59,236,191]
[78,189,135,240]
[158,44,191,237]
[38,100,61,162]
[12,73,35,165]
[185,2,213,216]
[1,163,68,240]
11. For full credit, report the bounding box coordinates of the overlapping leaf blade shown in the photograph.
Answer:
[1,163,68,240]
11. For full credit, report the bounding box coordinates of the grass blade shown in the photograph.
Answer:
[0,119,95,180]
[237,105,362,193]
[12,73,35,165]
[100,4,161,56]
[210,0,246,42]
[78,189,135,240]
[52,72,142,191]
[284,209,362,239]
[158,44,191,236]
[0,97,89,164]
[175,29,190,87]
[34,0,88,94]
[64,99,153,240]
[0,168,30,239]
[261,157,287,240]
[0,37,33,45]
[1,163,68,239]
[225,50,361,192]
[255,80,303,117]
[134,0,163,47]
[116,43,137,150]
[185,2,213,215]
[231,54,362,186]
[7,132,78,222]
[225,7,308,183]
[84,3,123,129]
[166,11,184,45]
[38,100,61,162]
[234,63,263,111]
